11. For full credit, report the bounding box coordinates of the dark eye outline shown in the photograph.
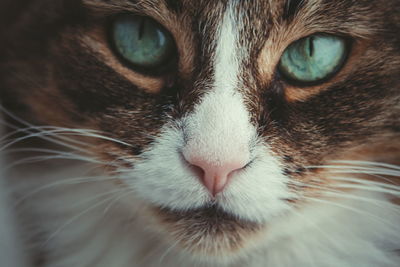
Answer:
[277,33,353,87]
[107,13,179,76]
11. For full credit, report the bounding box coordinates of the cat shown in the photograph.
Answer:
[0,0,400,266]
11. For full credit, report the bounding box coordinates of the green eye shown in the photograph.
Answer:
[278,34,348,84]
[112,14,176,72]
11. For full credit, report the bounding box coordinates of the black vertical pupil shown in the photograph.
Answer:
[138,18,146,39]
[309,36,314,57]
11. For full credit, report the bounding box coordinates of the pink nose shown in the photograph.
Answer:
[184,155,248,196]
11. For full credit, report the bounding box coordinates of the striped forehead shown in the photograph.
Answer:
[178,0,268,126]
[182,1,256,162]
[189,1,249,105]
[193,1,255,95]
[213,1,242,92]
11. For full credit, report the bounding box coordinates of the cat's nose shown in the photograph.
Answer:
[184,153,248,196]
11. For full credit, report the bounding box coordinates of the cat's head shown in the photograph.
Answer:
[1,0,399,262]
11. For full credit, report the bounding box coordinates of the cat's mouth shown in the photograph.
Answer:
[152,204,263,255]
[157,203,259,227]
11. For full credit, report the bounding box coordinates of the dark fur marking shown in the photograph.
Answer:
[282,168,292,176]
[295,166,306,174]
[283,155,294,162]
[165,0,183,13]
[262,77,289,127]
[283,0,305,21]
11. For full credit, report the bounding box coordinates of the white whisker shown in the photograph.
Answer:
[2,155,102,172]
[0,130,88,152]
[0,106,89,151]
[14,176,120,207]
[329,176,400,190]
[330,160,400,171]
[306,165,400,176]
[303,196,397,228]
[0,106,133,152]
[290,180,400,211]
[0,126,92,148]
[158,238,180,265]
[102,189,132,215]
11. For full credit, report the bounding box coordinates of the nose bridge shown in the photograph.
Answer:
[182,88,254,195]
[183,1,253,165]
[180,1,256,195]
[184,90,252,164]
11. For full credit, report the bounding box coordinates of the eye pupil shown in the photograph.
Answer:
[138,18,146,40]
[308,36,314,57]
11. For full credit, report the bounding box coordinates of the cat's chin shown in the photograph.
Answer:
[150,203,264,258]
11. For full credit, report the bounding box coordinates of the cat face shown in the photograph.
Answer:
[1,0,399,259]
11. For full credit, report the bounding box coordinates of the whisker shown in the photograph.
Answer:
[329,169,400,177]
[329,176,400,192]
[102,189,133,215]
[7,127,134,148]
[302,196,398,229]
[322,191,400,213]
[2,155,104,172]
[0,126,93,148]
[289,180,400,211]
[0,105,36,128]
[3,147,92,156]
[0,130,89,153]
[57,130,133,148]
[332,184,400,196]
[14,175,121,207]
[3,148,126,170]
[1,106,133,151]
[330,160,400,171]
[306,165,400,176]
[291,176,400,193]
[158,238,180,265]
[0,106,89,151]
[74,189,129,210]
